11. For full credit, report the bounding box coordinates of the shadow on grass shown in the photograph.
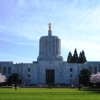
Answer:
[82,87,100,94]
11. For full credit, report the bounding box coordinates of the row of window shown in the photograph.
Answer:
[89,67,100,74]
[0,67,11,74]
[1,66,100,77]
[28,68,73,72]
[27,74,72,78]
[28,74,73,77]
[27,67,100,74]
[0,67,72,72]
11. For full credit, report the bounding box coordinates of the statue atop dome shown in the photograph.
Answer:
[49,23,51,30]
[48,23,52,36]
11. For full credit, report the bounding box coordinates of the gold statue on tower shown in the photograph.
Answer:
[49,23,51,30]
[48,23,52,36]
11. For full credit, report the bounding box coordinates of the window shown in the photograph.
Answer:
[8,67,11,74]
[70,74,72,77]
[70,68,73,72]
[89,67,92,74]
[28,74,30,77]
[3,67,6,74]
[94,67,97,74]
[28,68,30,72]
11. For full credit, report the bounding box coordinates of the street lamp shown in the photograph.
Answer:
[79,74,83,87]
[87,73,89,86]
[16,73,20,84]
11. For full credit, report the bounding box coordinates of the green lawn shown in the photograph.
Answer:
[0,88,100,100]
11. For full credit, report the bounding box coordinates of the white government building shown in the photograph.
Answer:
[0,23,100,86]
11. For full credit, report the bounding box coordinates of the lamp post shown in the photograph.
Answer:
[87,73,89,86]
[80,74,83,87]
[16,73,20,84]
[79,74,83,87]
[22,76,25,86]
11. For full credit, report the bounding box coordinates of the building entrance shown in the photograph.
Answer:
[46,69,55,85]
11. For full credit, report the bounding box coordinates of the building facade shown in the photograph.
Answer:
[0,23,100,86]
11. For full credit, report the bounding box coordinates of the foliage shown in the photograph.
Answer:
[7,73,20,85]
[0,88,100,100]
[79,69,91,86]
[67,48,87,63]
[0,73,6,83]
[90,72,100,83]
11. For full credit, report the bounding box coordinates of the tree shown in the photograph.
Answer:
[67,49,87,63]
[7,73,20,85]
[78,50,87,63]
[90,72,100,83]
[0,73,6,83]
[79,69,90,86]
[90,73,100,87]
[72,48,79,63]
[67,52,72,63]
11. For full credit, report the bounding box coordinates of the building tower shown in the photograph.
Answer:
[37,23,63,61]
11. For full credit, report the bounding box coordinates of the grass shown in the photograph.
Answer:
[0,88,100,100]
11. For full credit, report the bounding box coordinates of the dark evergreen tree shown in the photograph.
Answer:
[67,52,72,63]
[82,50,87,63]
[67,49,87,63]
[72,48,79,63]
[79,52,83,63]
[79,50,87,63]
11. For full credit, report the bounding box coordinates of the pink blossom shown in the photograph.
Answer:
[90,72,100,83]
[0,73,6,83]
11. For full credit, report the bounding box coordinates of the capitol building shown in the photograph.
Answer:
[0,23,100,86]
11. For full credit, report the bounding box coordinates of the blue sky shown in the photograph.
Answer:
[0,0,100,63]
